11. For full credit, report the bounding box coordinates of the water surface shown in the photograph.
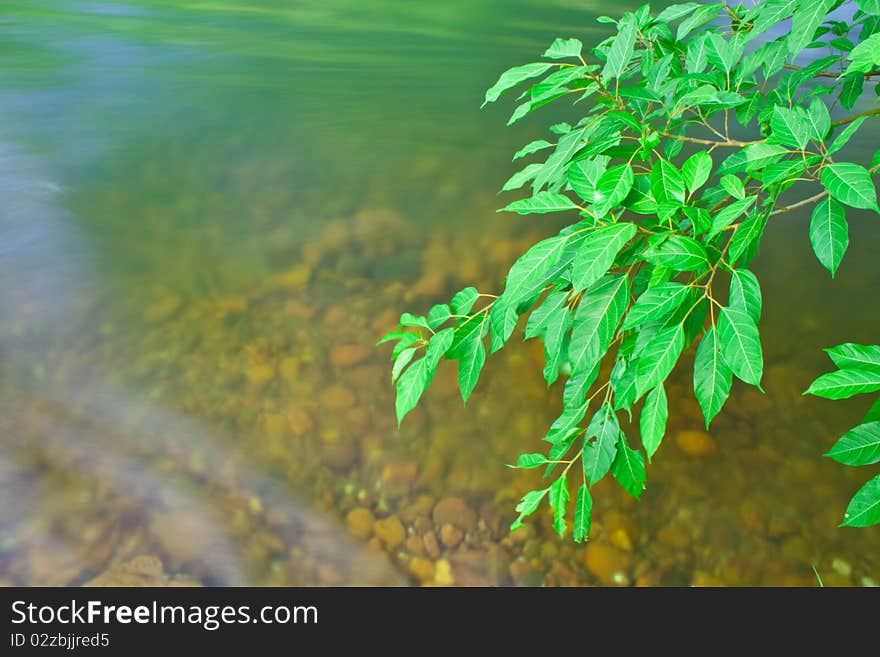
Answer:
[1,0,879,586]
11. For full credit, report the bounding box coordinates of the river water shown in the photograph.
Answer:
[1,0,878,586]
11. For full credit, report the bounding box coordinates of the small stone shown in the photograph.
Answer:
[434,559,454,586]
[381,462,419,486]
[345,507,374,539]
[324,440,356,471]
[262,413,288,439]
[433,497,477,532]
[439,523,464,549]
[407,557,435,584]
[675,430,716,457]
[279,357,300,382]
[330,344,370,368]
[405,535,424,555]
[831,558,852,578]
[85,555,200,587]
[321,386,356,411]
[286,407,315,436]
[373,515,406,550]
[609,528,633,552]
[422,531,441,559]
[247,363,275,387]
[584,543,631,586]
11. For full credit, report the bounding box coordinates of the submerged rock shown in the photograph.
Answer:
[85,555,200,587]
[433,497,477,532]
[675,430,716,457]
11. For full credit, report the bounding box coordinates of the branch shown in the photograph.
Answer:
[832,107,880,127]
[783,64,880,79]
[769,163,880,217]
[659,131,758,148]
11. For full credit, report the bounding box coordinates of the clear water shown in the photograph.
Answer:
[1,0,878,587]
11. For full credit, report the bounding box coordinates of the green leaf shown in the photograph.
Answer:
[655,3,701,23]
[428,304,451,329]
[809,197,849,277]
[392,347,417,383]
[548,475,571,538]
[572,484,593,543]
[640,383,668,462]
[583,404,619,486]
[642,235,708,271]
[827,117,868,156]
[677,4,720,40]
[499,191,579,214]
[612,432,646,499]
[682,151,713,194]
[770,105,811,150]
[622,282,691,330]
[510,487,550,531]
[451,287,479,315]
[544,37,583,60]
[635,323,685,399]
[593,164,635,216]
[746,0,798,41]
[395,357,429,426]
[564,365,600,409]
[512,453,550,469]
[425,328,455,372]
[826,421,880,466]
[533,126,590,192]
[717,143,788,176]
[457,328,486,404]
[840,474,880,527]
[569,274,629,375]
[498,235,569,310]
[720,174,745,200]
[805,368,880,399]
[513,139,554,160]
[502,163,543,192]
[729,269,762,322]
[728,210,767,264]
[788,0,836,55]
[848,32,880,74]
[685,33,710,74]
[483,62,554,107]
[708,197,756,239]
[821,163,879,211]
[567,157,607,203]
[706,32,742,75]
[805,98,831,143]
[825,343,880,371]
[650,159,686,205]
[400,312,430,330]
[865,398,880,423]
[718,306,763,386]
[693,326,733,428]
[545,402,590,445]
[602,14,637,82]
[571,223,637,292]
[839,72,864,110]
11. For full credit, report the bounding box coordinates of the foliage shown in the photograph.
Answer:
[806,344,880,527]
[381,0,880,539]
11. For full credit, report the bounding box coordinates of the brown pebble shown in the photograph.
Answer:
[439,523,464,549]
[330,344,370,368]
[422,531,441,559]
[321,385,357,410]
[406,535,424,555]
[675,430,716,457]
[433,497,477,531]
[382,462,419,486]
[373,516,406,549]
[286,407,315,436]
[345,507,374,540]
[407,557,435,584]
[584,543,631,586]
[609,528,633,552]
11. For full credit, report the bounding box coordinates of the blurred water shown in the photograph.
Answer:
[0,0,878,586]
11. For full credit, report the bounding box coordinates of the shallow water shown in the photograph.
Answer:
[1,0,879,587]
